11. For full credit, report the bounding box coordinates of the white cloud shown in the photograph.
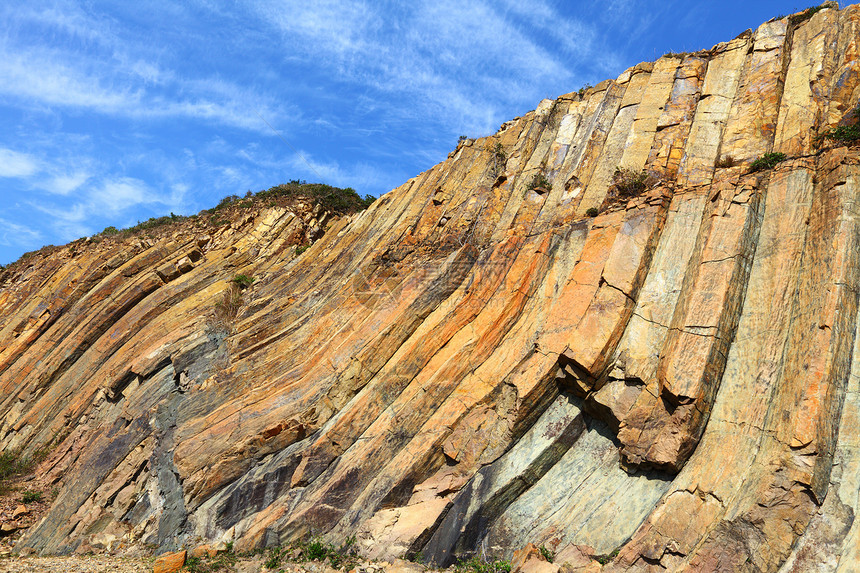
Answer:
[92,178,155,215]
[40,172,91,195]
[0,149,39,179]
[29,175,167,239]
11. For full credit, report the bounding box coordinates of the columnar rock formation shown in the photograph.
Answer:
[2,4,860,571]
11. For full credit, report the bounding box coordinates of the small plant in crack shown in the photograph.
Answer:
[539,545,554,563]
[527,160,550,194]
[231,274,255,289]
[214,275,254,325]
[715,155,737,168]
[490,141,507,177]
[595,548,620,565]
[527,172,550,193]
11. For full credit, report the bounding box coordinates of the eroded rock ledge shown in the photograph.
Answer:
[2,4,860,572]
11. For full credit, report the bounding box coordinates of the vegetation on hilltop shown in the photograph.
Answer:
[243,180,375,214]
[0,181,375,271]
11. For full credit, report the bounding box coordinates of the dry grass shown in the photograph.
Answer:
[610,168,657,198]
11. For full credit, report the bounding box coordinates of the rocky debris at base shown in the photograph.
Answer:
[0,555,154,573]
[0,483,52,554]
[0,555,445,573]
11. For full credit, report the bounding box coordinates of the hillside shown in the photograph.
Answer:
[2,4,860,572]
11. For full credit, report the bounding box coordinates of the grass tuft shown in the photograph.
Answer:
[0,447,49,495]
[715,155,737,168]
[264,535,358,571]
[455,556,512,573]
[21,490,42,503]
[182,545,237,573]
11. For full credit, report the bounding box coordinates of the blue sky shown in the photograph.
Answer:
[0,0,806,265]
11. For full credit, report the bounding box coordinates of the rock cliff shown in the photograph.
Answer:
[2,4,860,571]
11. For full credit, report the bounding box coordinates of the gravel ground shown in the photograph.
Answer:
[0,555,155,573]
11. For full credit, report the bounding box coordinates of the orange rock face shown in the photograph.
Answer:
[2,5,860,572]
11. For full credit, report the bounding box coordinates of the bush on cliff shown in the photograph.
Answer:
[90,181,374,244]
[98,213,185,238]
[789,4,826,26]
[749,152,787,172]
[821,123,860,144]
[818,105,860,145]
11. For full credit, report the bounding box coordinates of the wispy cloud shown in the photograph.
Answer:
[0,218,42,248]
[247,0,590,134]
[0,47,284,131]
[0,48,139,111]
[0,149,39,179]
[0,0,292,135]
